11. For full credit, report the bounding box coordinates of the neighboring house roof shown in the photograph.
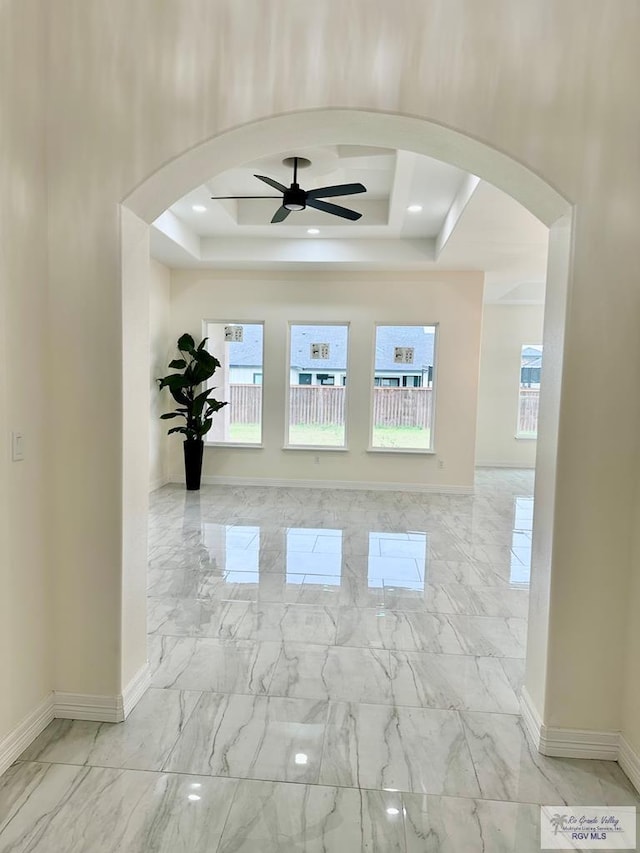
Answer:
[374,325,435,372]
[522,346,543,369]
[228,323,435,372]
[228,324,263,368]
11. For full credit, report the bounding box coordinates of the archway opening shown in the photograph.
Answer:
[120,109,572,757]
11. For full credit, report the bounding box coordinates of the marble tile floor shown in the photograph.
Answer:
[2,469,638,851]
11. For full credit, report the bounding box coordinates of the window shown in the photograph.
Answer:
[288,323,349,447]
[517,345,542,438]
[204,321,264,444]
[317,373,335,386]
[371,324,436,450]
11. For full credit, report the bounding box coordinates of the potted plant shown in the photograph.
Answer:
[157,333,228,490]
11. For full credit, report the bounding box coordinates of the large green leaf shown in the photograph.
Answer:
[168,358,187,370]
[177,333,196,354]
[158,374,189,391]
[169,387,190,406]
[191,391,210,419]
[160,412,185,420]
[206,399,228,414]
[182,362,197,385]
[197,337,209,351]
[167,426,188,435]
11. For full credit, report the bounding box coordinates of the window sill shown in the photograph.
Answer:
[282,445,349,452]
[514,435,537,441]
[367,447,436,455]
[205,442,263,449]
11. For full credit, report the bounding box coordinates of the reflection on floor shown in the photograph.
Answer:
[1,470,638,851]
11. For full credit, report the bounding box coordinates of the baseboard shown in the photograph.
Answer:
[475,462,536,469]
[521,687,619,760]
[149,476,169,493]
[540,726,620,760]
[53,691,124,722]
[520,686,542,750]
[191,475,473,495]
[54,663,150,723]
[619,736,640,794]
[0,694,54,777]
[121,662,151,718]
[0,668,152,776]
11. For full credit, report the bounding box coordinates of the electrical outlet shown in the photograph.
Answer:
[314,455,320,465]
[437,458,445,469]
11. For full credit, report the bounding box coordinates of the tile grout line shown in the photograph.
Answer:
[12,758,638,810]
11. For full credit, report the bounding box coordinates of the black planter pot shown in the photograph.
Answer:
[183,440,204,490]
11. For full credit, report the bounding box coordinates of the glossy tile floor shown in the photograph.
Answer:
[2,470,638,851]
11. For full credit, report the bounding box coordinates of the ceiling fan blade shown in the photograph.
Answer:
[306,182,367,199]
[306,198,362,221]
[211,195,281,199]
[255,174,288,193]
[271,205,291,223]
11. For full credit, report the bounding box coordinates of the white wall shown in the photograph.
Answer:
[120,209,152,691]
[149,259,171,491]
[169,270,484,490]
[0,0,52,745]
[476,304,545,467]
[623,477,640,764]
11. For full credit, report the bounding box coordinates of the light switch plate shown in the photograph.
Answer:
[11,431,24,461]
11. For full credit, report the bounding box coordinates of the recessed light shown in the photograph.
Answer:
[294,753,309,765]
[386,807,400,816]
[307,228,320,235]
[188,794,201,802]
[192,204,207,212]
[407,204,423,213]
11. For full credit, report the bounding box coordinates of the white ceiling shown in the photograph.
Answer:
[151,145,549,304]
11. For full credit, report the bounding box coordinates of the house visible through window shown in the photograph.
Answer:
[205,321,264,444]
[371,324,436,450]
[287,323,349,447]
[517,345,542,438]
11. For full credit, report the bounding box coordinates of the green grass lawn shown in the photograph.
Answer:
[228,422,431,449]
[288,423,346,446]
[372,425,431,449]
[229,423,262,443]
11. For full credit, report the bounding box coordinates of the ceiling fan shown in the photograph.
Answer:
[211,156,366,223]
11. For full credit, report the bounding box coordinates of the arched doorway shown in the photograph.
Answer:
[121,108,572,756]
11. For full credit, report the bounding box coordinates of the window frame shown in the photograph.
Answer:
[284,320,351,451]
[202,318,265,448]
[368,321,439,455]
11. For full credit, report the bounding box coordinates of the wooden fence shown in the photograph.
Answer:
[289,385,345,426]
[230,383,539,432]
[518,388,540,435]
[229,384,262,423]
[229,384,433,428]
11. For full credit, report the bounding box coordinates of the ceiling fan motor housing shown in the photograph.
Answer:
[283,184,306,211]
